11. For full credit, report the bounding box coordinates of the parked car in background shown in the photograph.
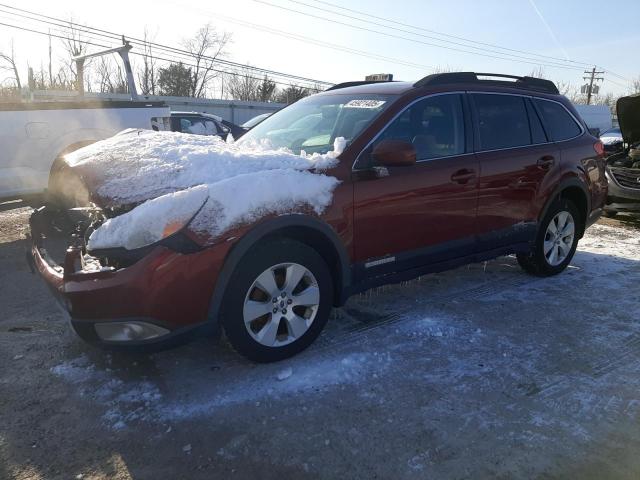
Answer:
[600,127,624,155]
[0,100,170,201]
[604,95,640,217]
[170,112,245,140]
[30,72,607,362]
[241,112,272,131]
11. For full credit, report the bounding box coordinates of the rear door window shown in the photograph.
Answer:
[533,99,582,141]
[472,94,531,150]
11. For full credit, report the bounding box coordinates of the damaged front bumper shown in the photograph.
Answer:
[27,206,217,348]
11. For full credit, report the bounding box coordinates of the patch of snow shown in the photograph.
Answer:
[50,351,391,429]
[50,355,95,384]
[158,352,391,421]
[188,168,340,240]
[66,130,341,205]
[72,130,343,249]
[600,135,621,145]
[276,367,293,381]
[88,185,209,250]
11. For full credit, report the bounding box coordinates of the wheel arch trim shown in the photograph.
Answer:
[538,176,591,237]
[205,214,352,327]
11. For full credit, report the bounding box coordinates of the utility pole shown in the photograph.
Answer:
[582,67,604,105]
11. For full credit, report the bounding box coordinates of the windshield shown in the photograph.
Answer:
[238,93,397,155]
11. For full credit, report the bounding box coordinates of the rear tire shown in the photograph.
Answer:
[517,199,581,277]
[221,238,333,363]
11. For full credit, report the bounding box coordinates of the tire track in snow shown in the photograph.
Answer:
[315,267,550,352]
[534,333,640,401]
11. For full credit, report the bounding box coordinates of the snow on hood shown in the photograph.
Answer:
[65,129,342,208]
[74,130,343,250]
[601,134,622,145]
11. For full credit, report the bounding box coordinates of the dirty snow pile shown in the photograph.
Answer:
[65,130,343,250]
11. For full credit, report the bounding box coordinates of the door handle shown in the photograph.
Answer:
[451,169,476,184]
[537,155,555,170]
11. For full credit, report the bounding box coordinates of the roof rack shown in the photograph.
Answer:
[325,80,394,91]
[413,72,559,94]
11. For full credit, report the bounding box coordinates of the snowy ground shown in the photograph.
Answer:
[1,204,640,479]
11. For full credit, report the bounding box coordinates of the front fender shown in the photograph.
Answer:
[205,214,352,327]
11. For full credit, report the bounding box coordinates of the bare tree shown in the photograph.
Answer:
[593,91,617,110]
[95,57,128,94]
[431,65,454,74]
[0,40,21,89]
[182,23,231,98]
[226,68,261,101]
[529,66,546,79]
[48,32,53,87]
[630,76,640,95]
[137,28,158,95]
[60,19,89,91]
[554,80,584,103]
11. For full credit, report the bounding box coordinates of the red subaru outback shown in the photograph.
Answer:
[29,72,608,362]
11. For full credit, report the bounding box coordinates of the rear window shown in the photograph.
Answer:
[534,99,582,141]
[472,94,531,150]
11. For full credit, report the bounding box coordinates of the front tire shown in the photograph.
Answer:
[221,238,333,362]
[517,199,581,276]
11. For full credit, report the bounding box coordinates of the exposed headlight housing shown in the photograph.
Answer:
[87,185,209,251]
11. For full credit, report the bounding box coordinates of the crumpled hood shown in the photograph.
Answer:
[617,94,640,146]
[62,129,343,210]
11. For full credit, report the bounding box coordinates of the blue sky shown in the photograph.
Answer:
[2,0,638,96]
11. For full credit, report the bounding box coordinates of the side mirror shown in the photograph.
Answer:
[371,139,417,167]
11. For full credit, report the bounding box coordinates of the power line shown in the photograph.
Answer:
[0,20,324,91]
[1,2,630,93]
[0,3,333,87]
[303,0,592,67]
[250,0,588,72]
[211,12,438,71]
[282,0,590,70]
[0,1,442,79]
[299,0,632,83]
[171,1,635,92]
[216,11,633,93]
[0,3,331,86]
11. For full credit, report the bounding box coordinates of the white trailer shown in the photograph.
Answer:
[0,43,170,200]
[0,101,169,199]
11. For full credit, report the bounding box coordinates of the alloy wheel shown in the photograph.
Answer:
[243,262,320,347]
[543,211,575,266]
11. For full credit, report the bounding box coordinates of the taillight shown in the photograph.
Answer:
[593,141,605,157]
